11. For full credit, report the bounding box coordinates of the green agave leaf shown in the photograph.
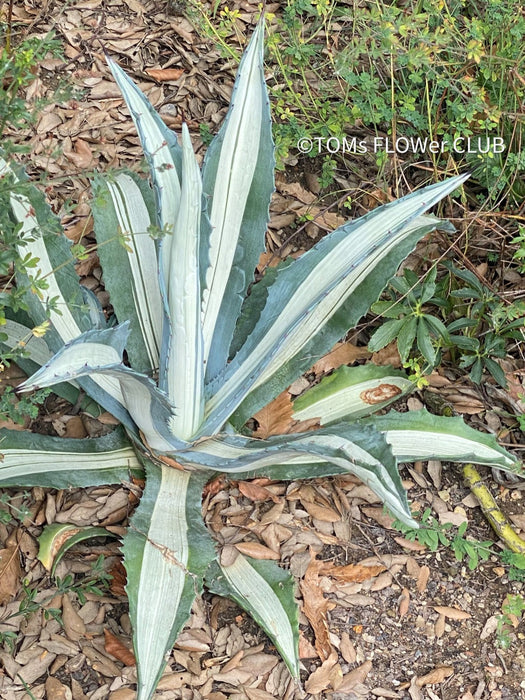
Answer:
[205,176,468,433]
[19,326,188,453]
[106,57,182,273]
[363,409,522,474]
[122,462,215,700]
[292,364,414,424]
[0,427,141,487]
[231,216,455,428]
[184,422,416,525]
[38,523,118,576]
[201,19,274,381]
[229,259,288,359]
[163,124,205,439]
[206,554,299,677]
[92,171,162,374]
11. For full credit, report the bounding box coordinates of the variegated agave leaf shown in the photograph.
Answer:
[203,187,467,435]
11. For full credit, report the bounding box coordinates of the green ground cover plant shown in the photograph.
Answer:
[368,260,525,388]
[195,0,524,203]
[0,18,523,700]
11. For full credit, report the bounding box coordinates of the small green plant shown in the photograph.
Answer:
[444,263,524,388]
[0,21,521,700]
[0,385,50,424]
[500,549,525,582]
[0,29,73,357]
[496,594,525,649]
[0,490,32,524]
[0,554,112,643]
[368,266,449,369]
[393,509,493,570]
[369,260,525,388]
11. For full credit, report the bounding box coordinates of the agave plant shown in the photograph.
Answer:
[0,20,521,700]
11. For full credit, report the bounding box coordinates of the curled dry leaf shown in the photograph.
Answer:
[433,605,471,620]
[104,629,136,666]
[44,677,70,700]
[64,138,95,169]
[300,555,335,661]
[394,536,427,552]
[0,543,21,604]
[109,558,127,596]
[62,593,87,641]
[339,631,357,664]
[298,631,318,659]
[416,665,454,686]
[145,68,184,82]
[480,615,499,640]
[302,501,341,523]
[434,613,446,638]
[361,506,396,529]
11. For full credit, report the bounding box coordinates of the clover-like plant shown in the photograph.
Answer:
[0,20,522,700]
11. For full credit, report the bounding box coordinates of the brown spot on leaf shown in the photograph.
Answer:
[360,383,402,404]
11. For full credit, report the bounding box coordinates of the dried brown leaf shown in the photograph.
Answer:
[394,536,427,552]
[405,556,420,579]
[434,613,446,638]
[37,111,62,135]
[336,659,373,692]
[339,631,356,664]
[104,629,136,666]
[433,605,471,620]
[416,666,454,686]
[361,506,396,529]
[416,565,431,593]
[371,341,402,368]
[145,67,184,82]
[312,341,370,375]
[302,501,341,522]
[279,181,317,204]
[298,631,318,659]
[234,542,279,560]
[0,543,21,604]
[64,138,95,169]
[253,391,294,438]
[238,481,281,503]
[398,587,410,618]
[300,556,334,661]
[109,559,127,596]
[62,593,86,641]
[44,677,70,700]
[304,651,340,694]
[319,562,385,582]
